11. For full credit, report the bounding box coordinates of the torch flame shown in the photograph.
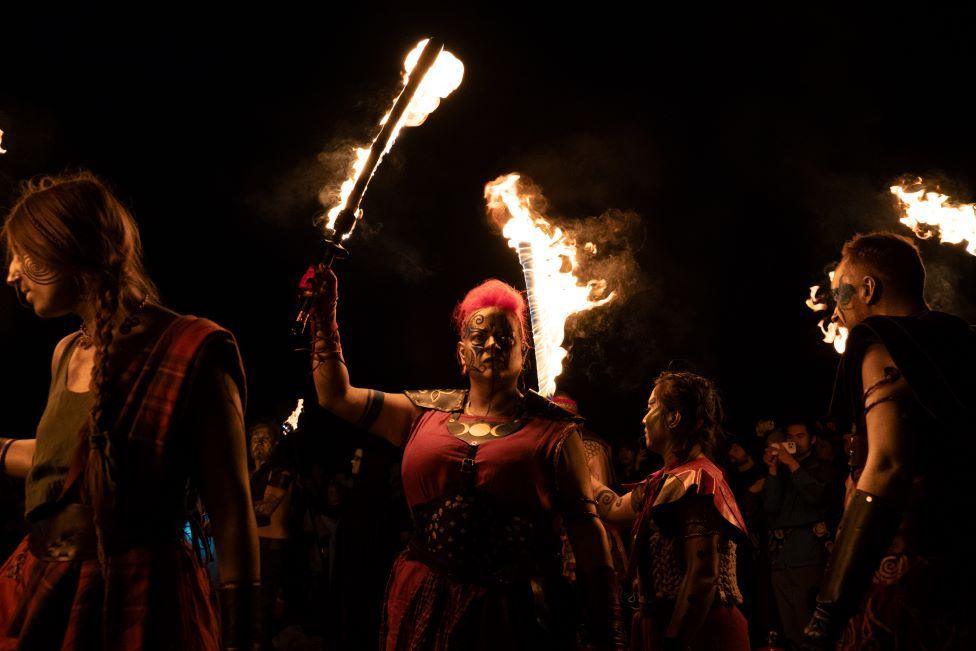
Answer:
[0,129,6,155]
[283,399,304,435]
[325,40,464,232]
[806,273,848,354]
[484,173,615,397]
[891,183,976,256]
[806,285,827,312]
[819,319,848,354]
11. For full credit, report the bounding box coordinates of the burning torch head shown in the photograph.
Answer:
[833,231,927,330]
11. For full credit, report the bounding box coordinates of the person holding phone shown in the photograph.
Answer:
[762,420,835,648]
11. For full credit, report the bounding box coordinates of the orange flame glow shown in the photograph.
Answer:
[0,129,6,155]
[891,183,976,256]
[484,173,615,397]
[819,319,848,354]
[806,285,827,312]
[325,40,464,233]
[806,272,847,354]
[283,399,303,435]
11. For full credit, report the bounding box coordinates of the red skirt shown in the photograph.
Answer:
[0,536,220,651]
[382,551,566,650]
[838,555,971,651]
[631,604,750,651]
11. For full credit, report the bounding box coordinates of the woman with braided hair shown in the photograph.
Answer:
[590,371,750,651]
[0,172,259,650]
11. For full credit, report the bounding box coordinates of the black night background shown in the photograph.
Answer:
[6,5,976,648]
[3,5,976,463]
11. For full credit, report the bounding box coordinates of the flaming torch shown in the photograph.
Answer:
[293,38,464,334]
[0,129,6,155]
[484,174,615,398]
[805,179,976,356]
[805,272,848,354]
[891,182,976,256]
[283,399,304,435]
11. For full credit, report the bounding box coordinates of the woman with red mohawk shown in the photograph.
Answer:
[303,268,624,649]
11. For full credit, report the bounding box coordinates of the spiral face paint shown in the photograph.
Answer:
[459,308,520,378]
[20,254,62,285]
[7,250,74,318]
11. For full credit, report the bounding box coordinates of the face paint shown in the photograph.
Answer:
[460,309,518,376]
[20,254,61,285]
[831,279,856,308]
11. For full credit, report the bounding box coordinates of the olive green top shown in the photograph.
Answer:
[25,334,94,521]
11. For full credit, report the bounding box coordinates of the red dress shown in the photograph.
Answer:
[0,314,245,651]
[630,457,751,651]
[382,390,579,650]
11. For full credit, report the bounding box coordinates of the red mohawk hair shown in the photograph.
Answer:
[452,279,528,343]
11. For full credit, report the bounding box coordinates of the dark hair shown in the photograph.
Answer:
[841,231,925,303]
[780,417,818,438]
[248,420,282,444]
[653,370,724,464]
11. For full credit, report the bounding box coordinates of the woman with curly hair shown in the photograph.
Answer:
[591,371,750,651]
[0,172,259,650]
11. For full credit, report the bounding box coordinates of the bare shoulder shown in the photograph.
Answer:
[861,341,912,418]
[51,331,81,377]
[861,342,896,377]
[861,342,905,390]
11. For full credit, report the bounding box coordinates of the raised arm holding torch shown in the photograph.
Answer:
[293,37,463,334]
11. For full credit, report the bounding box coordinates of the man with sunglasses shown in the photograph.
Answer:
[802,232,976,649]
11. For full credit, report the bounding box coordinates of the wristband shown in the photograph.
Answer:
[0,438,15,476]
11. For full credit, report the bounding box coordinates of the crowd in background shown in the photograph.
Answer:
[0,403,850,651]
[247,406,849,650]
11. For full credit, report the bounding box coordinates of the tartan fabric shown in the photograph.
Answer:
[0,314,245,650]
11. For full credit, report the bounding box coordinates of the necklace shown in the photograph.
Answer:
[79,296,148,349]
[446,394,527,444]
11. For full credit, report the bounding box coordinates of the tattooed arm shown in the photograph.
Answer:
[305,266,420,448]
[583,437,614,484]
[665,495,723,647]
[591,477,646,528]
[557,431,626,649]
[856,343,913,501]
[253,469,292,528]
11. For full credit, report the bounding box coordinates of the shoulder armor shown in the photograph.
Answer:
[403,389,466,412]
[651,459,748,538]
[523,390,584,423]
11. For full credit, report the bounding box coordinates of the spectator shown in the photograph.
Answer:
[728,431,779,647]
[762,419,835,648]
[727,437,765,519]
[248,420,296,647]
